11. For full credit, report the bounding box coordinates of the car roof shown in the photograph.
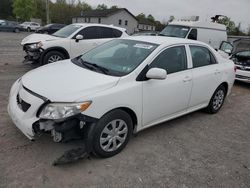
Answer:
[72,23,126,31]
[126,36,208,46]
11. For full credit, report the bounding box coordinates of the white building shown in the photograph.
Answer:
[137,18,156,31]
[72,8,138,35]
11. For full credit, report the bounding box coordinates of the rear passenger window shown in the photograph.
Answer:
[99,27,113,38]
[149,46,187,74]
[80,26,99,39]
[190,46,217,68]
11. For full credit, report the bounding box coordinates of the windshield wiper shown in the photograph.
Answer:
[78,58,109,75]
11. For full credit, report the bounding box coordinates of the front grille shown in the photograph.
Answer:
[16,94,31,112]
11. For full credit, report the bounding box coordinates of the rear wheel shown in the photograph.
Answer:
[205,85,226,114]
[43,51,65,65]
[91,110,133,158]
[27,27,31,32]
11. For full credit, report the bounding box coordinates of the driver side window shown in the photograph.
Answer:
[149,46,187,74]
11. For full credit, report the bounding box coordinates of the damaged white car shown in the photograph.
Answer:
[8,36,235,158]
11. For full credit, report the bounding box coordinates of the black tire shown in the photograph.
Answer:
[205,85,226,114]
[43,50,66,65]
[91,110,133,158]
[27,27,31,32]
[14,28,20,33]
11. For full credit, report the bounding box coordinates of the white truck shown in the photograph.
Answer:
[160,20,227,50]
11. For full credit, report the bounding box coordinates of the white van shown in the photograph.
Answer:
[160,21,227,50]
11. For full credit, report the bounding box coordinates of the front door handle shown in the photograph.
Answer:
[183,76,192,82]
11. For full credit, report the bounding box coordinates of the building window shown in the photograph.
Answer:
[98,18,101,23]
[125,20,128,26]
[88,18,90,23]
[85,18,87,23]
[151,26,153,30]
[119,19,122,25]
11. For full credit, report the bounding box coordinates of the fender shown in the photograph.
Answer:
[40,46,70,64]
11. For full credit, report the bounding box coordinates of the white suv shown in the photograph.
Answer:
[20,22,40,32]
[21,23,128,65]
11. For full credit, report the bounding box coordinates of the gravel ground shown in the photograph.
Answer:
[0,32,250,188]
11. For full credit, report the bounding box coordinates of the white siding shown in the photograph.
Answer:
[72,10,138,35]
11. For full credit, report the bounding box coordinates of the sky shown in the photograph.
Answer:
[80,0,250,31]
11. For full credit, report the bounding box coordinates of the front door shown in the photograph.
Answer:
[142,45,193,127]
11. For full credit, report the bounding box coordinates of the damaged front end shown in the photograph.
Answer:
[33,114,97,143]
[23,42,43,63]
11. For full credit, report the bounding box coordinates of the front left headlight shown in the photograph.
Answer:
[28,41,43,49]
[39,101,92,120]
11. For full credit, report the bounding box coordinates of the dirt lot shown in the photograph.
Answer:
[0,32,250,188]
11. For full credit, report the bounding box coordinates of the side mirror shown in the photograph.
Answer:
[219,41,233,54]
[75,34,83,42]
[146,68,167,80]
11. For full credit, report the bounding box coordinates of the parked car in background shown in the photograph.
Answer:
[159,21,227,50]
[8,36,235,157]
[0,20,21,33]
[132,31,159,36]
[36,23,66,34]
[219,38,250,83]
[21,23,128,65]
[20,22,40,32]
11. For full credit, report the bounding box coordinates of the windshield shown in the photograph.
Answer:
[52,24,81,38]
[160,25,190,38]
[72,39,158,76]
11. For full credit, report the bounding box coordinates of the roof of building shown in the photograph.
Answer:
[76,8,137,21]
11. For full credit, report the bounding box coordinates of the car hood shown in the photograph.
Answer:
[21,33,61,45]
[21,60,120,102]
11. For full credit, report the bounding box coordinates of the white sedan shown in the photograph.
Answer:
[8,36,235,158]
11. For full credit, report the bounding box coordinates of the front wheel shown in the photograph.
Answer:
[205,85,226,114]
[43,51,65,65]
[91,110,133,158]
[27,27,31,32]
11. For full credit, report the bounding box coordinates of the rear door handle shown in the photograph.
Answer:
[183,76,192,82]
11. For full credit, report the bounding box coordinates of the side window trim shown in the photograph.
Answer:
[188,44,218,69]
[148,44,188,75]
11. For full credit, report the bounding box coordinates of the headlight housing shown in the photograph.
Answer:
[39,101,91,120]
[28,41,43,49]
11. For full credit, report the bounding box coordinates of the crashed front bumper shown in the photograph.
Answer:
[7,80,45,140]
[22,45,43,63]
[7,80,98,141]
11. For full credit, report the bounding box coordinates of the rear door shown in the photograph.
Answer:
[188,45,222,109]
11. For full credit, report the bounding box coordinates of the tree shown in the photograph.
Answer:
[13,0,36,21]
[96,4,108,10]
[136,13,146,20]
[110,5,119,9]
[217,16,236,35]
[0,0,14,19]
[147,14,155,23]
